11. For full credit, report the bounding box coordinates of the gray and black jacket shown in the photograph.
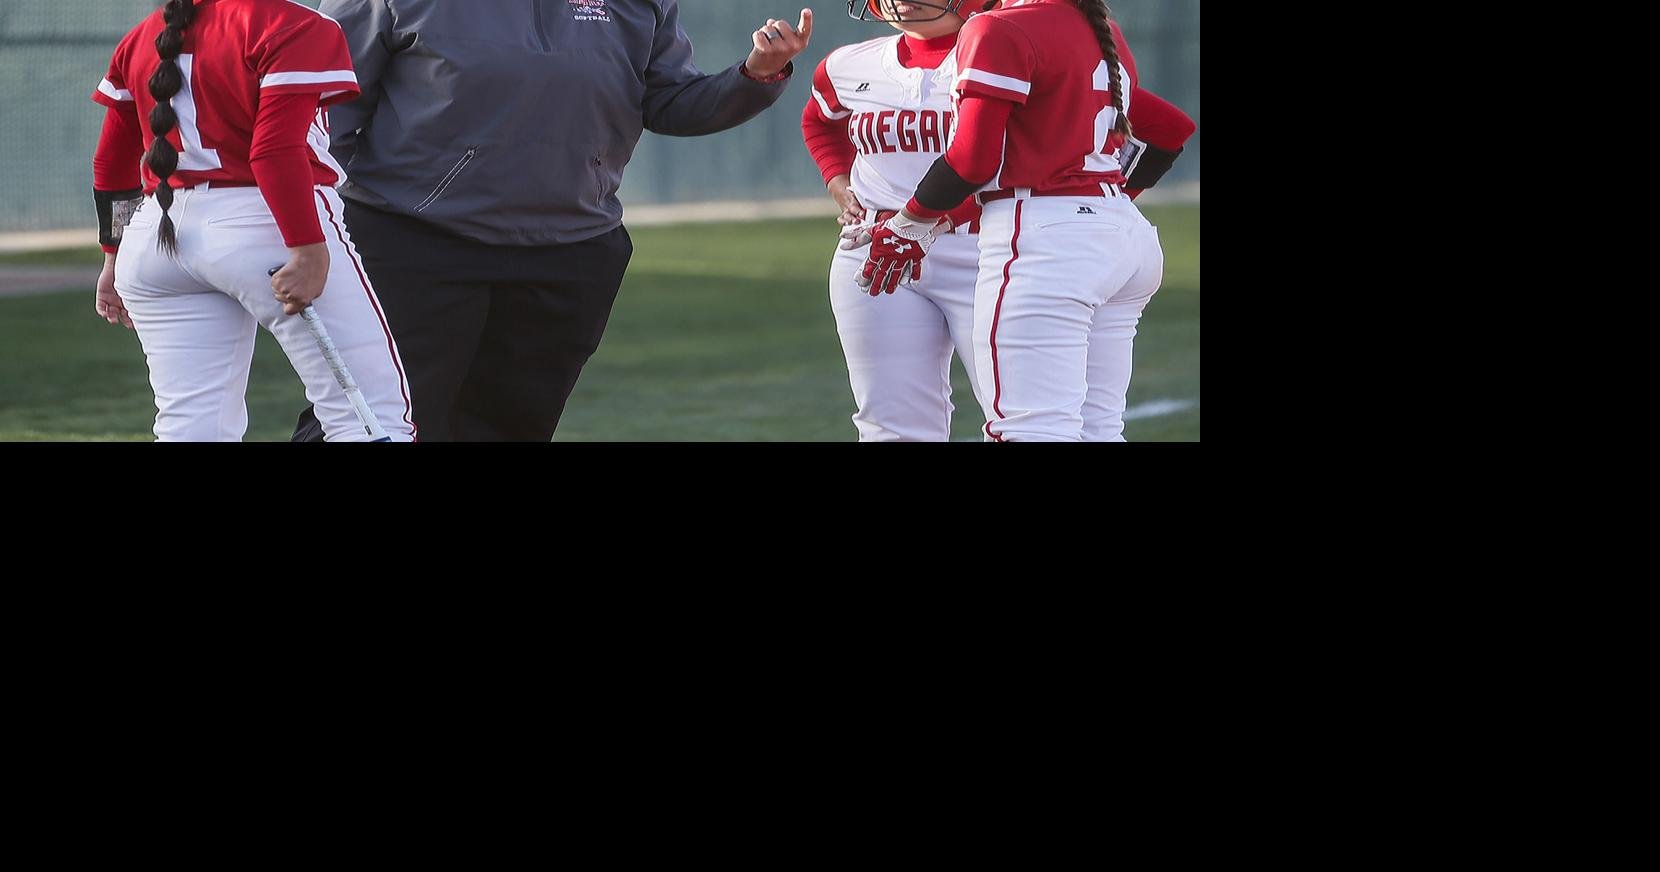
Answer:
[318,0,792,245]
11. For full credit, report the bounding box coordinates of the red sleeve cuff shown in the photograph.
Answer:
[255,161,325,247]
[740,62,793,84]
[945,200,981,231]
[904,197,947,222]
[821,162,854,186]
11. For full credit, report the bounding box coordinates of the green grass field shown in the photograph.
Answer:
[0,206,1198,441]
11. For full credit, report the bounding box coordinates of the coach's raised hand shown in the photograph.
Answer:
[746,8,812,78]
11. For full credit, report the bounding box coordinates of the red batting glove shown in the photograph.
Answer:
[857,212,944,296]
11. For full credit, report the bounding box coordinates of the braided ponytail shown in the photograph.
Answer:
[144,0,196,255]
[1074,0,1130,139]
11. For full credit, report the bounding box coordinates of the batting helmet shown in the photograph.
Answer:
[846,0,998,23]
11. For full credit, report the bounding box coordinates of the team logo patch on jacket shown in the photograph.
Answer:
[568,0,612,22]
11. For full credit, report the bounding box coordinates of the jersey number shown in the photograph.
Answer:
[1084,60,1124,173]
[172,55,224,172]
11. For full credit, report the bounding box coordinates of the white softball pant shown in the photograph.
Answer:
[828,231,988,442]
[974,194,1164,442]
[115,184,414,442]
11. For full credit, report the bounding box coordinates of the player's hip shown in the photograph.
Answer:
[830,231,980,277]
[828,233,979,315]
[976,195,1157,263]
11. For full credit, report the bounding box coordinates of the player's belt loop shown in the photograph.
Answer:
[1014,187,1032,200]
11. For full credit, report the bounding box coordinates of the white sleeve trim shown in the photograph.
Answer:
[261,70,359,88]
[957,68,1031,96]
[812,88,851,120]
[98,78,134,101]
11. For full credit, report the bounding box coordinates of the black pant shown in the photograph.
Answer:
[294,201,633,442]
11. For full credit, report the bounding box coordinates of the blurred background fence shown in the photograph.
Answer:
[0,0,1199,234]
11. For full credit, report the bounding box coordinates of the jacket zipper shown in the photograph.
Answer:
[531,1,552,51]
[414,147,477,212]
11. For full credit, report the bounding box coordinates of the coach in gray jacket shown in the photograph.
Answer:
[295,1,812,442]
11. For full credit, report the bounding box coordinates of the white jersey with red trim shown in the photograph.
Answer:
[814,36,959,212]
[952,0,1131,191]
[92,0,358,193]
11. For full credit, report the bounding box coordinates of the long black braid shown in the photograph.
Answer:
[1074,0,1131,139]
[144,0,196,255]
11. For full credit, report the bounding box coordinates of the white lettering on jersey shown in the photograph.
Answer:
[846,109,955,156]
[173,55,224,172]
[1083,60,1131,174]
[827,36,959,212]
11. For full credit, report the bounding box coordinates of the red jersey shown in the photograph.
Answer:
[953,0,1133,191]
[91,0,359,193]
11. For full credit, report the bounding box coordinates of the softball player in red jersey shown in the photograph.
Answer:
[861,0,1169,441]
[92,0,413,442]
[805,1,989,441]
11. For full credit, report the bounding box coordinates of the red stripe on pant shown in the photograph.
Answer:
[316,190,417,441]
[982,200,1022,443]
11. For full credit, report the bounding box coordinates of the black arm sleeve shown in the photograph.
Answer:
[94,187,144,248]
[913,157,981,213]
[1125,141,1183,191]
